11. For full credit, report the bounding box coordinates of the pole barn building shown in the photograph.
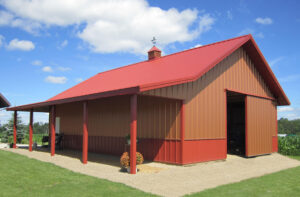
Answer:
[7,34,290,174]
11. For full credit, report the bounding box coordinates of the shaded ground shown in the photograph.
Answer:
[3,147,300,197]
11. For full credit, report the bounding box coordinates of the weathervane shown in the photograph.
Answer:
[151,36,157,46]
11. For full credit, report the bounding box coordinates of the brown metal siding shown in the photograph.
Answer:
[137,95,181,140]
[56,102,83,135]
[142,47,274,140]
[246,96,274,156]
[56,95,180,140]
[56,96,130,137]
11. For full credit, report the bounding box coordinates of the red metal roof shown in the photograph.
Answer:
[7,34,290,111]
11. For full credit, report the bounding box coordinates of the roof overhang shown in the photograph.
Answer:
[6,86,139,112]
[0,93,10,108]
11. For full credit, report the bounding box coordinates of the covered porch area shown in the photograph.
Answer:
[7,90,185,174]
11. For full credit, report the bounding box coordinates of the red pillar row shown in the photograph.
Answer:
[180,100,185,164]
[51,105,56,156]
[82,101,88,164]
[29,109,33,152]
[130,94,137,174]
[13,111,17,148]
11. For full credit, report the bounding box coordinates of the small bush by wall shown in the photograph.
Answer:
[278,136,300,156]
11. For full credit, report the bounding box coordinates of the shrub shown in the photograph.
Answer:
[120,152,144,168]
[120,152,130,168]
[278,136,300,156]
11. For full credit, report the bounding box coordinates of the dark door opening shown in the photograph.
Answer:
[227,92,246,156]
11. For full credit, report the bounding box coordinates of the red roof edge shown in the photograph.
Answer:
[0,93,10,108]
[6,86,139,111]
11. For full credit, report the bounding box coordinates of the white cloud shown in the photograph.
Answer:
[191,43,202,49]
[75,78,83,82]
[198,14,215,34]
[42,66,53,72]
[0,0,215,54]
[0,10,41,34]
[6,39,35,51]
[227,10,233,20]
[45,76,67,84]
[0,10,13,25]
[31,60,42,66]
[58,66,71,71]
[58,40,68,49]
[255,17,273,25]
[278,106,294,112]
[269,57,284,67]
[0,34,4,47]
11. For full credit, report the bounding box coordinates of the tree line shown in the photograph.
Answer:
[278,118,300,135]
[0,114,49,143]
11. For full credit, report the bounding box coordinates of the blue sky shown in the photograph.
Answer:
[0,0,299,124]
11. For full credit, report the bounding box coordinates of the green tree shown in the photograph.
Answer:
[1,113,26,143]
[278,118,300,135]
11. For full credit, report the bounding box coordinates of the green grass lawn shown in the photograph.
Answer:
[0,150,154,197]
[187,156,300,197]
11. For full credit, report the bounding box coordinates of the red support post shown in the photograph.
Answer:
[51,106,56,156]
[13,111,17,148]
[29,109,33,152]
[82,101,88,164]
[180,100,185,164]
[130,94,137,174]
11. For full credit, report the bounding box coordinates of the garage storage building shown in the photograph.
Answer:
[7,34,290,174]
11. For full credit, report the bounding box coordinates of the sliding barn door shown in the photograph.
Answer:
[246,96,276,157]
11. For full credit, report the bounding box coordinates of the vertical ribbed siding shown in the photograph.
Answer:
[137,95,181,140]
[142,47,275,140]
[56,96,131,137]
[56,102,83,135]
[56,95,181,140]
[246,96,274,156]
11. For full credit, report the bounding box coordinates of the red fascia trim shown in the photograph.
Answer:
[6,87,140,111]
[226,88,275,100]
[139,94,183,101]
[140,36,251,92]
